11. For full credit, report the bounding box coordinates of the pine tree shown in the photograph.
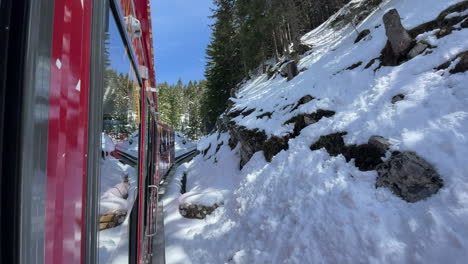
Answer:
[204,0,243,130]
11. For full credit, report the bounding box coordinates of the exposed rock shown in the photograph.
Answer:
[436,26,453,39]
[215,114,231,133]
[451,51,468,74]
[279,60,299,81]
[256,112,273,119]
[346,61,363,70]
[215,142,224,153]
[229,127,266,168]
[285,110,335,137]
[310,132,348,157]
[391,94,405,104]
[291,95,315,111]
[376,152,444,203]
[262,136,290,162]
[347,144,386,171]
[354,29,371,43]
[296,43,313,54]
[202,144,211,157]
[435,51,468,74]
[99,209,127,231]
[179,202,220,219]
[228,135,239,150]
[241,108,256,117]
[180,172,187,194]
[409,1,468,38]
[368,135,391,153]
[227,107,246,119]
[383,9,414,58]
[407,41,429,59]
[310,133,386,171]
[462,19,468,28]
[364,58,377,69]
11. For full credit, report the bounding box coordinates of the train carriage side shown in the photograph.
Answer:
[0,0,165,263]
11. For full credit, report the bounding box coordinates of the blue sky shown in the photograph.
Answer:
[151,0,214,85]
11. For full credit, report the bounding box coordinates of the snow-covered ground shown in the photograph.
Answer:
[98,133,138,263]
[164,0,468,263]
[175,132,197,158]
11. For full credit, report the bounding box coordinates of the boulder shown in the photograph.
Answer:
[376,152,444,203]
[407,41,429,59]
[391,94,405,104]
[383,9,414,57]
[354,29,371,43]
[179,202,220,219]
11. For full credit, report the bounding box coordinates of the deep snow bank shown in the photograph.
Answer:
[164,0,468,263]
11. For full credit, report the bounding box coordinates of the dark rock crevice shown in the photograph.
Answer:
[436,50,468,74]
[284,110,335,137]
[355,29,371,43]
[229,108,335,168]
[310,132,387,171]
[290,95,315,112]
[257,112,273,119]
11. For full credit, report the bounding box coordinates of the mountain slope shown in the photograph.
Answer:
[164,0,468,263]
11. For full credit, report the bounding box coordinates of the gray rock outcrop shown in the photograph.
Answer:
[391,94,405,104]
[407,41,429,59]
[383,9,414,57]
[376,152,444,203]
[279,60,299,81]
[179,202,220,219]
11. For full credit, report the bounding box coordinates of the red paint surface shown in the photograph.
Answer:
[45,0,92,263]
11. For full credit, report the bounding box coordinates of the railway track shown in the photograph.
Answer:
[152,149,197,264]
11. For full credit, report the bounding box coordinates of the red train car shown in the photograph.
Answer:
[0,0,173,263]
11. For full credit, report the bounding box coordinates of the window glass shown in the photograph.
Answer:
[98,10,141,263]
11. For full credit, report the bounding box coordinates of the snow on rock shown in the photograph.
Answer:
[164,0,468,263]
[98,156,137,263]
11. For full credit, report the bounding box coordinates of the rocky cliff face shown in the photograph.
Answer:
[213,1,468,203]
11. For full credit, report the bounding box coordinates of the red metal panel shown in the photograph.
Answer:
[45,0,92,263]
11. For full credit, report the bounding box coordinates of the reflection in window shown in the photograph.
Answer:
[98,11,141,263]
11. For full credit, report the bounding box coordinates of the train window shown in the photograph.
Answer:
[98,9,141,263]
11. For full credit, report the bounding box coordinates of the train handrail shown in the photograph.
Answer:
[145,185,159,238]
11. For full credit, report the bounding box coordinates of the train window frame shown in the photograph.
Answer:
[88,1,147,263]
